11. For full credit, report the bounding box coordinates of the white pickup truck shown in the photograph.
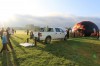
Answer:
[33,27,67,44]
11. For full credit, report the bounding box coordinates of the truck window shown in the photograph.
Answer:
[59,28,64,33]
[47,28,54,32]
[55,28,60,32]
[40,28,44,32]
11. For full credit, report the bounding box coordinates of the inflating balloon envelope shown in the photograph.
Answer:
[72,21,99,37]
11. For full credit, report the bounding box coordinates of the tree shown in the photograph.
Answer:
[25,24,34,30]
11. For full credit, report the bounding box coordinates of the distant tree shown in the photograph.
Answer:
[25,24,34,30]
[43,26,49,31]
[34,26,40,31]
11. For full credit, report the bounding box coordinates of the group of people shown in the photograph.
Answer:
[0,27,14,53]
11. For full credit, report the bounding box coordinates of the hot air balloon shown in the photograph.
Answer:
[72,21,99,38]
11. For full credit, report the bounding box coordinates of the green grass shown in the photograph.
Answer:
[0,31,100,66]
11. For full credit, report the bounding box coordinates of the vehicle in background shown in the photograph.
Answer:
[33,27,67,44]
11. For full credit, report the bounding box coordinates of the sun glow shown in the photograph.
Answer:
[0,13,14,27]
[0,14,12,22]
[0,0,39,26]
[0,0,50,21]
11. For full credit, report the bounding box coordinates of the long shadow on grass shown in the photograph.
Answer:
[1,51,8,66]
[7,52,14,66]
[1,51,19,66]
[10,37,27,53]
[37,39,100,66]
[1,51,13,66]
[12,50,20,66]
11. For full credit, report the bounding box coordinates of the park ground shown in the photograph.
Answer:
[0,30,100,66]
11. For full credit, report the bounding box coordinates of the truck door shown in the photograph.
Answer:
[59,28,66,38]
[55,28,62,39]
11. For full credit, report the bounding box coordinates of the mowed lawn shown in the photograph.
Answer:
[0,30,100,66]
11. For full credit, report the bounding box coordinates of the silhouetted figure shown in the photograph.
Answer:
[6,27,13,50]
[6,27,11,38]
[12,28,14,35]
[73,32,75,38]
[27,29,29,35]
[67,29,69,39]
[15,30,16,33]
[27,38,29,43]
[30,31,34,39]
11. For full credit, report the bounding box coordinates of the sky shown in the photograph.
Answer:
[0,0,100,22]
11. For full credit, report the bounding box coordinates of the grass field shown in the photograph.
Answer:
[0,30,100,66]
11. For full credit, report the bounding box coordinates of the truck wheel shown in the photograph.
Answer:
[45,37,51,44]
[64,35,67,41]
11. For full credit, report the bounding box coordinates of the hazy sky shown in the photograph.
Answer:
[0,0,100,22]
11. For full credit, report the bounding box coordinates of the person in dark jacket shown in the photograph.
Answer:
[6,27,13,50]
[27,29,29,35]
[30,31,34,39]
[67,29,70,39]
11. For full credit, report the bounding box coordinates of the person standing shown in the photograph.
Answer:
[0,32,8,53]
[15,30,16,33]
[27,29,29,35]
[6,27,14,50]
[67,29,70,39]
[12,28,14,35]
[6,27,11,38]
[30,31,34,39]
